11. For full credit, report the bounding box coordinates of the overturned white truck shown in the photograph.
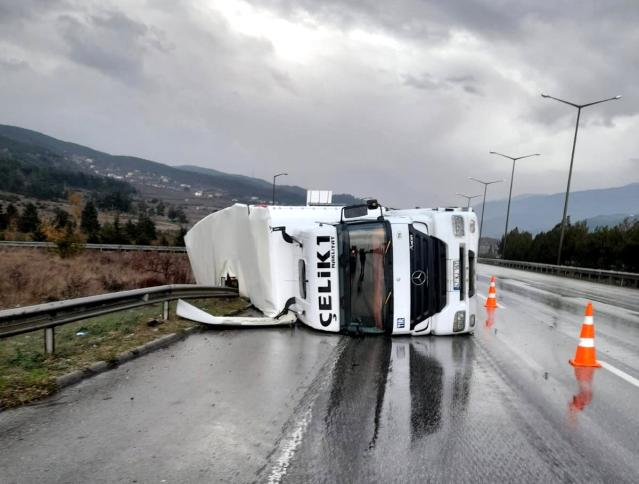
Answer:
[184,200,478,335]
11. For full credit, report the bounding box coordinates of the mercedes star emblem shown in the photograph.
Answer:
[411,270,426,286]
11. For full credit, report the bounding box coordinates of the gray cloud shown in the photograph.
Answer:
[0,56,28,72]
[404,72,483,96]
[0,0,68,24]
[56,10,169,84]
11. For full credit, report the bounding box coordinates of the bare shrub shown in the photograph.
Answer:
[138,275,167,288]
[9,267,28,292]
[129,252,194,285]
[61,273,90,299]
[0,249,194,308]
[100,272,126,292]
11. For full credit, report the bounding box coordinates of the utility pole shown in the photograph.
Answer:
[541,93,621,265]
[469,177,503,255]
[489,151,540,258]
[456,193,481,209]
[272,173,288,205]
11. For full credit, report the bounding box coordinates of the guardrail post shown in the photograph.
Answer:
[163,301,169,320]
[44,327,55,354]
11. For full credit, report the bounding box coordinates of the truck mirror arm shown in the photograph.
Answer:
[271,226,303,248]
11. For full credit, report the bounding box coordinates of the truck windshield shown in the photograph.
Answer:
[338,222,392,333]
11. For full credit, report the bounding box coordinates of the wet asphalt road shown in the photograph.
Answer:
[1,264,638,483]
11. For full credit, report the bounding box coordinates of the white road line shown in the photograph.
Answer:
[267,409,312,484]
[476,293,507,309]
[265,341,347,483]
[600,361,639,389]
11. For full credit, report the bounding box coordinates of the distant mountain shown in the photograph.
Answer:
[0,125,361,205]
[474,183,639,237]
[582,213,639,230]
[0,132,134,203]
[176,164,360,205]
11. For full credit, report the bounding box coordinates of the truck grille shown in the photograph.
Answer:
[409,226,447,329]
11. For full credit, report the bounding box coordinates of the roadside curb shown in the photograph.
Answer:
[54,304,252,390]
[56,326,199,390]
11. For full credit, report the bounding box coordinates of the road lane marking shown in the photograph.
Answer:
[267,410,312,484]
[600,361,639,389]
[265,339,348,483]
[476,293,507,309]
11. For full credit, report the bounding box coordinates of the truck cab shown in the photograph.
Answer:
[185,202,478,336]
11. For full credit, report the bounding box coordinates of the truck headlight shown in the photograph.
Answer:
[469,314,476,328]
[453,310,465,332]
[452,215,465,237]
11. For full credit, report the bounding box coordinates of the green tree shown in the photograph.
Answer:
[177,209,188,224]
[500,227,533,261]
[167,205,178,221]
[158,233,169,246]
[100,213,130,244]
[174,226,187,247]
[136,200,149,217]
[498,217,639,273]
[0,204,6,230]
[17,203,40,234]
[96,190,133,212]
[53,208,72,229]
[125,219,138,243]
[5,203,18,226]
[135,216,157,245]
[620,220,639,272]
[155,200,166,216]
[80,200,101,242]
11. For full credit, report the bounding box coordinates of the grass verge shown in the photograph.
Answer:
[0,296,249,409]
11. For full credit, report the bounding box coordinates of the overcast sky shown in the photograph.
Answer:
[1,0,637,207]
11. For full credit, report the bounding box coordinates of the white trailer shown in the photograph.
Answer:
[184,201,478,335]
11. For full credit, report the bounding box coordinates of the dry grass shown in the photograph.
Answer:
[0,248,194,309]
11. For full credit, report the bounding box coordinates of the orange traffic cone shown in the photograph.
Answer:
[485,276,498,308]
[569,302,601,368]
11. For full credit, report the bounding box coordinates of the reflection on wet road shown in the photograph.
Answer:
[270,266,639,483]
[274,321,638,482]
[1,264,638,483]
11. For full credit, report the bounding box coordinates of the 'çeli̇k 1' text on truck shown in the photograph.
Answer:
[182,198,479,336]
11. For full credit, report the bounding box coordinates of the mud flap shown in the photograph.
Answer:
[176,299,297,327]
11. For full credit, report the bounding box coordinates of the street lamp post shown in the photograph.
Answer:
[541,93,621,265]
[489,151,540,258]
[456,193,481,209]
[469,177,503,253]
[272,172,288,205]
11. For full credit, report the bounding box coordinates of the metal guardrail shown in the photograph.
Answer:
[0,241,187,253]
[0,285,238,353]
[478,258,639,288]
